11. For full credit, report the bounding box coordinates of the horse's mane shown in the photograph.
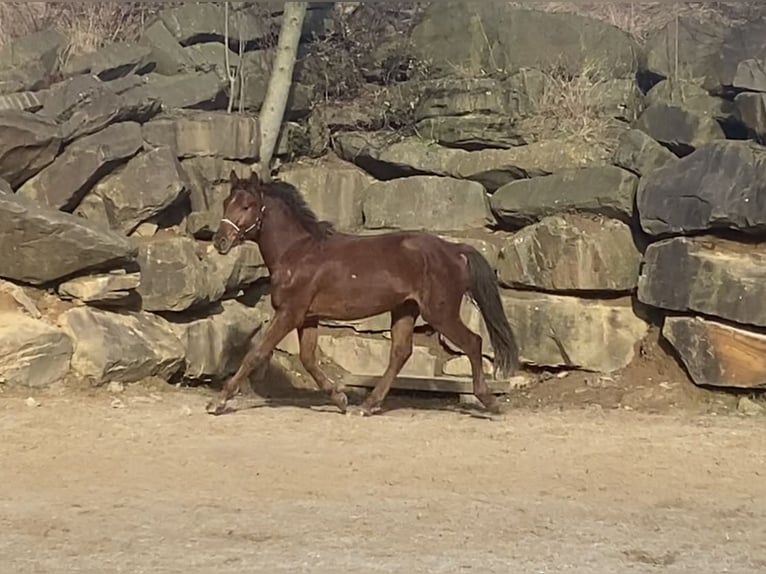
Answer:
[262,180,335,240]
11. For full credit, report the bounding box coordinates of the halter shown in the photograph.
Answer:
[220,205,266,240]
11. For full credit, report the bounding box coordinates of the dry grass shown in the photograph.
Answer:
[0,2,163,57]
[507,1,766,40]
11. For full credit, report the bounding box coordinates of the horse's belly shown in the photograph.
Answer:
[308,274,412,321]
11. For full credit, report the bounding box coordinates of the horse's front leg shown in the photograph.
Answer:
[206,309,301,415]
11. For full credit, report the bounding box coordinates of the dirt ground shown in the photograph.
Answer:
[2,352,766,574]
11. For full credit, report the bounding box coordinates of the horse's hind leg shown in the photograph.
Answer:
[424,304,500,414]
[298,320,348,413]
[348,301,419,417]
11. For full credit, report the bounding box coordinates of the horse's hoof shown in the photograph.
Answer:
[345,405,373,417]
[331,391,349,413]
[206,400,228,416]
[479,395,504,415]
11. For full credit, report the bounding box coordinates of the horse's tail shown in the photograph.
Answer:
[463,248,520,379]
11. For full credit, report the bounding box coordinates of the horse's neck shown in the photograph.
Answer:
[256,198,311,270]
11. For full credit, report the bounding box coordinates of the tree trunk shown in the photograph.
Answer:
[258,1,307,182]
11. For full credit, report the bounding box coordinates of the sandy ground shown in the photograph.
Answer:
[1,376,765,574]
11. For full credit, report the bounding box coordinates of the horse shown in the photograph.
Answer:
[207,170,519,417]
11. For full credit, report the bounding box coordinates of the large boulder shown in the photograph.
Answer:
[16,122,144,211]
[317,335,437,378]
[120,72,227,110]
[334,132,611,191]
[633,102,725,156]
[363,176,493,231]
[497,214,641,293]
[59,90,161,143]
[159,3,275,46]
[0,195,136,285]
[89,147,189,235]
[410,2,641,80]
[278,159,374,230]
[59,307,185,385]
[235,49,313,118]
[491,166,637,227]
[502,290,649,372]
[0,313,72,388]
[638,236,766,328]
[139,19,197,75]
[707,19,766,91]
[637,141,766,237]
[663,316,766,390]
[172,298,268,381]
[143,111,258,160]
[612,128,678,177]
[644,79,734,119]
[0,111,62,188]
[135,236,223,312]
[0,29,67,92]
[733,58,766,93]
[736,92,766,140]
[62,42,154,81]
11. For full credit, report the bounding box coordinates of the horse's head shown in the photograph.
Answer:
[213,170,266,255]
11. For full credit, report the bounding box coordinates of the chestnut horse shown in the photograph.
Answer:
[208,171,519,416]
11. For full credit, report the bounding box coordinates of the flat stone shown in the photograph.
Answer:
[438,233,501,271]
[638,236,766,329]
[498,214,641,292]
[0,90,44,113]
[278,160,374,230]
[317,335,437,378]
[644,79,734,119]
[59,307,185,385]
[501,290,649,372]
[711,20,766,89]
[491,166,637,227]
[0,313,72,387]
[0,195,136,286]
[442,355,493,377]
[0,29,66,92]
[90,147,189,234]
[634,102,725,155]
[171,299,268,381]
[363,176,493,231]
[143,111,258,160]
[636,141,766,237]
[57,271,141,305]
[121,72,227,110]
[733,58,766,93]
[62,42,154,81]
[735,92,766,140]
[60,90,161,143]
[159,3,274,46]
[644,16,727,81]
[663,316,766,390]
[16,122,143,211]
[139,19,196,76]
[0,110,62,188]
[612,128,678,177]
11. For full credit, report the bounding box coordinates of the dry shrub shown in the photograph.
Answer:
[507,1,766,40]
[527,61,621,149]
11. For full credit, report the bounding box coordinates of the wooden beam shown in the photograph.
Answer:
[340,374,512,395]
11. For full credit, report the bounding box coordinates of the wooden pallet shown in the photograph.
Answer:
[340,374,512,395]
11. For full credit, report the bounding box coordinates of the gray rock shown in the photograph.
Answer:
[278,160,374,230]
[0,177,10,195]
[317,335,437,378]
[645,16,727,81]
[638,236,766,328]
[709,20,766,90]
[60,90,161,143]
[733,58,766,93]
[410,2,640,80]
[58,271,141,306]
[735,92,766,140]
[205,242,267,292]
[502,290,649,372]
[0,29,66,92]
[143,111,258,160]
[62,42,154,81]
[333,131,611,191]
[0,111,62,188]
[634,103,725,155]
[159,3,275,46]
[135,236,222,313]
[121,72,227,110]
[498,214,641,293]
[491,166,637,227]
[0,90,44,113]
[737,397,765,416]
[59,306,185,385]
[90,147,189,235]
[612,128,678,177]
[39,75,114,119]
[0,194,136,285]
[0,313,72,387]
[644,79,734,120]
[172,299,267,381]
[139,19,196,76]
[363,176,493,231]
[637,141,766,237]
[16,122,143,211]
[663,316,766,390]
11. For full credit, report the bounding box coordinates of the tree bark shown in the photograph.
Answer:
[258,1,307,182]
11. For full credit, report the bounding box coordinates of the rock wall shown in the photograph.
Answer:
[0,2,764,393]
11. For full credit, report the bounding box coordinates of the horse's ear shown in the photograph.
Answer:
[249,171,261,185]
[230,170,240,185]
